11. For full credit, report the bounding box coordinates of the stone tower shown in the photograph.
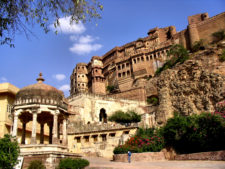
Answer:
[70,63,88,96]
[188,13,209,48]
[90,56,106,95]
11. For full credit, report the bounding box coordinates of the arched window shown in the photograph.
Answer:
[99,108,107,123]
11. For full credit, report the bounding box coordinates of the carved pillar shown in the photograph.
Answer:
[48,123,53,144]
[21,122,26,144]
[62,118,67,146]
[52,112,59,144]
[31,112,37,144]
[12,114,18,137]
[40,123,44,144]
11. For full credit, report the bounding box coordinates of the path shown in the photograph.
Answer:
[85,157,225,169]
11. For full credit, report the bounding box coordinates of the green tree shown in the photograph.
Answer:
[0,0,103,47]
[0,134,20,169]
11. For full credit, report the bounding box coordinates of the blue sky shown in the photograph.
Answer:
[1,0,224,96]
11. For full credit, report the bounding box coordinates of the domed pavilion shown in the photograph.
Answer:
[12,73,79,168]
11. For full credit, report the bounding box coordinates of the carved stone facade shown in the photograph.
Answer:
[70,12,225,98]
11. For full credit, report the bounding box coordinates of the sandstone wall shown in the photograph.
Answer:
[146,46,225,125]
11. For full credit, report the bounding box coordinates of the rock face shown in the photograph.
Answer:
[146,46,225,125]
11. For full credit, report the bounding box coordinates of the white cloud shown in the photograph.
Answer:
[59,84,70,92]
[79,35,95,43]
[0,77,7,82]
[69,35,102,55]
[70,43,102,55]
[70,35,78,41]
[53,74,66,81]
[51,16,86,34]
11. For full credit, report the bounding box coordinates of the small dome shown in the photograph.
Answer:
[14,73,67,109]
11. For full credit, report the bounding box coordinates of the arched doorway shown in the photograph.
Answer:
[99,108,107,123]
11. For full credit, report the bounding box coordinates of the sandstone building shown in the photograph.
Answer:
[70,12,225,101]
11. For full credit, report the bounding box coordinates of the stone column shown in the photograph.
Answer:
[21,122,26,144]
[12,114,18,137]
[40,123,44,144]
[31,112,37,144]
[52,113,59,144]
[62,119,67,146]
[48,123,53,144]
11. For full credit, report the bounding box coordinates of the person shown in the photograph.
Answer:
[128,151,132,163]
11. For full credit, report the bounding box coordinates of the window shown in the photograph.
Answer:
[82,66,84,69]
[82,75,84,77]
[126,63,129,67]
[75,137,81,143]
[146,56,149,61]
[92,135,98,142]
[127,71,130,76]
[133,59,136,64]
[123,72,126,77]
[124,131,129,135]
[78,67,80,69]
[118,73,121,78]
[95,69,98,72]
[150,55,153,60]
[78,75,80,78]
[118,65,121,70]
[101,134,107,141]
[137,58,140,62]
[84,136,89,142]
[78,83,80,86]
[82,84,84,86]
[141,57,144,61]
[109,133,116,137]
[122,64,125,69]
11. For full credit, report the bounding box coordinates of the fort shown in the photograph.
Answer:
[70,12,225,101]
[0,11,224,168]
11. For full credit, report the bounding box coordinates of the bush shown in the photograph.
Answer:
[155,44,189,75]
[212,30,225,42]
[106,85,115,93]
[147,96,159,106]
[113,128,165,154]
[108,110,141,123]
[219,49,225,62]
[0,134,20,169]
[162,112,225,154]
[28,160,45,169]
[58,158,89,169]
[192,39,206,52]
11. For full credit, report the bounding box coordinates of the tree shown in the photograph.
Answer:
[0,134,20,169]
[0,0,103,47]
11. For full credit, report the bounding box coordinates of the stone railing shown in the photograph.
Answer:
[68,122,139,134]
[68,92,146,105]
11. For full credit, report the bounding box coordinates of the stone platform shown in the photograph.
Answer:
[20,145,81,169]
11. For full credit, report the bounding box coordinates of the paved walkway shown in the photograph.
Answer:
[85,157,225,169]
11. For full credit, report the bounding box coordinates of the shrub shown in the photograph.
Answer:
[155,44,189,75]
[106,85,115,93]
[147,96,159,106]
[108,110,141,123]
[28,160,45,169]
[58,158,89,169]
[219,49,225,62]
[113,128,165,154]
[192,39,206,52]
[212,30,225,42]
[162,112,225,154]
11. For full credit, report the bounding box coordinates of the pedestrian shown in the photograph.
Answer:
[128,151,131,163]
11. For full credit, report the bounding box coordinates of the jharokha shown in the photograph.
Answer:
[0,12,225,168]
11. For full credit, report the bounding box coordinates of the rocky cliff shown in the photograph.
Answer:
[146,42,225,125]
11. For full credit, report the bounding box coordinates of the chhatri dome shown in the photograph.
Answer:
[15,73,66,109]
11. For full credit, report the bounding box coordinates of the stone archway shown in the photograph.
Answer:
[99,108,107,123]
